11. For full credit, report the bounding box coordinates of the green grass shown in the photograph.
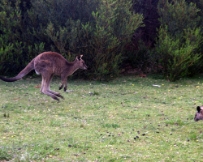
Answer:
[1,75,203,161]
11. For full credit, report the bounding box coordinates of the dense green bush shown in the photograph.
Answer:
[0,0,45,75]
[154,0,202,81]
[29,0,99,54]
[0,0,98,75]
[154,26,202,81]
[81,0,143,80]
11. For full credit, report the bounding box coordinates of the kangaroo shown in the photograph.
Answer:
[194,106,203,121]
[0,51,87,101]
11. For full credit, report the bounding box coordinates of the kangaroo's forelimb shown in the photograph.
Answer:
[59,75,67,92]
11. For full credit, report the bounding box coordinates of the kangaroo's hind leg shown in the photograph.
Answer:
[40,74,62,101]
[47,75,64,99]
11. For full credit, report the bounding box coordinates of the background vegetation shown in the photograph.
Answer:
[0,0,203,81]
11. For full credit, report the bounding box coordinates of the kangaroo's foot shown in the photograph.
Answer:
[59,84,67,92]
[59,85,63,90]
[48,90,64,99]
[41,90,64,101]
[64,86,67,92]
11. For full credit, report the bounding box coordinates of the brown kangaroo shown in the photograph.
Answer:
[194,106,203,121]
[0,51,87,101]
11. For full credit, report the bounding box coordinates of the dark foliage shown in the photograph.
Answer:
[0,0,203,81]
[122,0,160,73]
[133,0,160,47]
[154,0,202,81]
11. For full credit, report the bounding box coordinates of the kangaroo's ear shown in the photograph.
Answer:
[76,55,83,60]
[197,106,201,113]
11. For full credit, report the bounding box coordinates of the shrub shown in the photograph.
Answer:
[82,0,143,80]
[154,0,202,81]
[0,0,44,75]
[154,26,202,81]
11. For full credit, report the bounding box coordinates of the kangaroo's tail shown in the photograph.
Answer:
[0,59,35,82]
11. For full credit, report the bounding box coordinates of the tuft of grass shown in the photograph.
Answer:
[0,149,12,161]
[165,119,185,126]
[89,91,100,96]
[1,76,203,161]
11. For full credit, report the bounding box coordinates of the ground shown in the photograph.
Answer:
[0,75,203,161]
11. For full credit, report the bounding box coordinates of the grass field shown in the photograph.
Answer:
[0,75,203,161]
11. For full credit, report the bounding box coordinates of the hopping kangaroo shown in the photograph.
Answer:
[0,51,87,101]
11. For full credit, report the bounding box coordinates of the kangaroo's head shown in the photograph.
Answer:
[75,55,88,70]
[194,106,203,121]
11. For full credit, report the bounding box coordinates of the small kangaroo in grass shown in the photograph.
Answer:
[194,106,203,121]
[0,51,87,101]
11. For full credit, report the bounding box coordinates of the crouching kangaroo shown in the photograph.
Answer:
[0,51,87,101]
[194,106,203,121]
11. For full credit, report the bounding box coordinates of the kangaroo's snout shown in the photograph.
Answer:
[83,64,88,70]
